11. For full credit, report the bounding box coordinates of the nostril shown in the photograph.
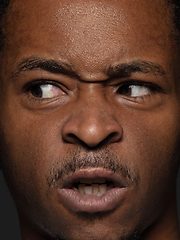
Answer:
[106,132,122,143]
[63,133,81,144]
[64,131,122,149]
[63,133,91,147]
[67,133,78,141]
[62,114,123,147]
[63,128,122,147]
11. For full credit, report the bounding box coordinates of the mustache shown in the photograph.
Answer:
[46,147,140,187]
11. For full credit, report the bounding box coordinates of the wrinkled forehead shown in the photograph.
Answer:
[1,0,178,77]
[3,0,174,45]
[5,0,173,38]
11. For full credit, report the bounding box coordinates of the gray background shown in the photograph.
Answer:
[0,170,180,240]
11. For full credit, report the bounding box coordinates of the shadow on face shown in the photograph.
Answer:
[0,0,180,239]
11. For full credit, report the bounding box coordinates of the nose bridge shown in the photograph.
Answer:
[62,85,122,147]
[77,95,111,130]
[74,83,113,124]
[79,85,107,118]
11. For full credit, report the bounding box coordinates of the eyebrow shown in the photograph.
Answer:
[105,60,166,78]
[11,56,166,80]
[11,56,76,79]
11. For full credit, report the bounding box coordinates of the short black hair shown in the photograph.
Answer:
[0,0,9,14]
[169,0,180,31]
[0,0,180,48]
[0,0,9,48]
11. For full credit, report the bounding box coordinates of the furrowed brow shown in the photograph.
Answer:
[11,56,76,79]
[105,60,166,78]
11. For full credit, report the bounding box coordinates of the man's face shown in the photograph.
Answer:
[0,0,180,239]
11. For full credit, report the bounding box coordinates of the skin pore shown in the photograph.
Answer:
[0,0,180,239]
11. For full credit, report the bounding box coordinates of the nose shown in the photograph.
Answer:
[62,103,122,148]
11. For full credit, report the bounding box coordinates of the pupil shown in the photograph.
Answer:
[118,85,132,95]
[31,86,42,97]
[125,86,132,95]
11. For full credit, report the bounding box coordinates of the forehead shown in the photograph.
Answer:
[1,0,177,77]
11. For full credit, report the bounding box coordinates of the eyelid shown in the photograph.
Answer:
[23,79,70,107]
[113,80,166,107]
[21,79,72,111]
[24,79,69,93]
[116,80,164,93]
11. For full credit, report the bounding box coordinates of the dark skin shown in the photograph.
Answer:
[0,0,180,239]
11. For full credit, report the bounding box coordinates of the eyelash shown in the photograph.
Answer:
[115,81,162,99]
[24,79,66,102]
[23,79,163,107]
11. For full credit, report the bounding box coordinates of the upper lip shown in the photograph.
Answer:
[55,168,130,213]
[60,168,129,189]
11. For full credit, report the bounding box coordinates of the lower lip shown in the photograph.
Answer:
[57,187,127,213]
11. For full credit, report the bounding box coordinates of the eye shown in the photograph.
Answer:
[117,83,154,98]
[28,82,65,99]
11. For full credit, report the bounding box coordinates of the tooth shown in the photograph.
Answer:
[92,184,99,195]
[78,184,86,195]
[99,184,107,195]
[73,187,78,192]
[107,183,114,191]
[84,186,93,195]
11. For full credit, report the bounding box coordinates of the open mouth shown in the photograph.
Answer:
[71,178,114,196]
[57,168,128,213]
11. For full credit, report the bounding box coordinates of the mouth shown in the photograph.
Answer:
[71,179,114,196]
[57,168,128,213]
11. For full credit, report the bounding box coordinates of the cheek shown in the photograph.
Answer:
[0,111,60,206]
[1,100,180,196]
[122,108,180,194]
[0,92,180,233]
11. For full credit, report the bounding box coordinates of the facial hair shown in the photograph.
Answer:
[46,147,140,188]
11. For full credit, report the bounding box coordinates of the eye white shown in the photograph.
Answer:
[40,84,61,98]
[130,85,150,97]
